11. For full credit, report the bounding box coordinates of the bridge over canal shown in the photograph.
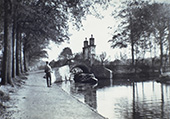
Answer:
[69,62,113,79]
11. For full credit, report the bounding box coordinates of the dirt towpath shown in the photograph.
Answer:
[2,70,106,119]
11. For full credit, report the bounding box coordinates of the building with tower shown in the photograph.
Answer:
[83,35,96,65]
[81,34,112,79]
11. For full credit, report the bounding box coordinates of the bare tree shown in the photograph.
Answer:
[99,52,107,66]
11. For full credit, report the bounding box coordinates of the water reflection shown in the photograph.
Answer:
[57,80,170,119]
[58,81,97,109]
[113,81,170,119]
[70,83,97,109]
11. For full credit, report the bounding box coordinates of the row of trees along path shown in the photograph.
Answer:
[0,0,109,86]
[1,0,170,86]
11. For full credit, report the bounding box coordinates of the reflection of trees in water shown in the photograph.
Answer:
[70,83,97,109]
[114,82,170,119]
[84,85,97,109]
[65,80,170,119]
[114,98,131,119]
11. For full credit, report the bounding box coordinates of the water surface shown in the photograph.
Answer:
[57,79,170,119]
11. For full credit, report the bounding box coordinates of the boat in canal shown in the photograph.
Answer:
[74,72,98,84]
[70,65,98,84]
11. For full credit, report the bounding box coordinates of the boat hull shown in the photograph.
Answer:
[74,73,98,84]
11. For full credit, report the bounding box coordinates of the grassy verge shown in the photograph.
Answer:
[0,73,28,117]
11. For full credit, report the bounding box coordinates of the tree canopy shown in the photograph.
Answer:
[1,0,110,85]
[59,47,73,60]
[109,0,170,66]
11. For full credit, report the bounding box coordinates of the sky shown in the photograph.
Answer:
[45,0,170,62]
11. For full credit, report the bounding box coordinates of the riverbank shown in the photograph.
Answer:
[0,70,106,119]
[0,74,28,117]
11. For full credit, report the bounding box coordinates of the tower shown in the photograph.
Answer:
[83,38,89,60]
[89,35,96,65]
[89,34,96,56]
[83,35,96,65]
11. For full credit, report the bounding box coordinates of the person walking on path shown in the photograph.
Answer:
[44,61,52,87]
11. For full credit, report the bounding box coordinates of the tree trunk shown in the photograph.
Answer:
[130,15,135,66]
[2,0,9,85]
[23,47,28,72]
[16,26,20,76]
[131,36,135,66]
[1,0,13,85]
[12,0,16,78]
[20,40,23,73]
[160,35,163,68]
[12,23,16,78]
[7,24,13,85]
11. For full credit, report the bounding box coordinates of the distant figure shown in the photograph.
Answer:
[44,61,52,87]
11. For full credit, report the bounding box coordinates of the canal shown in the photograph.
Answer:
[56,79,170,119]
